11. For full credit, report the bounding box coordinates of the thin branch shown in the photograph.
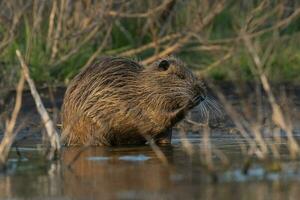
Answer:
[107,0,174,18]
[16,50,61,160]
[199,49,234,74]
[145,135,168,165]
[82,24,113,69]
[242,32,299,158]
[0,72,25,166]
[117,33,181,57]
[141,1,225,65]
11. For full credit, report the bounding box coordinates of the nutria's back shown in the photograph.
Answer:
[61,57,206,146]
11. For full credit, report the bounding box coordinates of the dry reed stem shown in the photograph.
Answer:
[202,124,214,170]
[141,1,225,65]
[251,124,268,158]
[242,33,300,158]
[82,24,113,69]
[186,117,229,167]
[107,0,174,18]
[52,25,100,66]
[145,135,168,165]
[204,7,300,46]
[47,0,57,49]
[212,148,229,167]
[199,49,234,74]
[0,8,23,53]
[50,0,66,61]
[118,33,181,57]
[178,127,194,156]
[208,81,286,159]
[206,82,260,154]
[16,50,61,160]
[32,0,46,32]
[66,145,91,168]
[0,73,25,166]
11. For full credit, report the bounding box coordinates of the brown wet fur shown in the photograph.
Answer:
[61,56,206,146]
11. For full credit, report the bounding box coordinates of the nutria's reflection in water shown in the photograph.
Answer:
[1,141,300,200]
[62,146,177,199]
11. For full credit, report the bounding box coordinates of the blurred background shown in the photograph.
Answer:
[0,0,299,88]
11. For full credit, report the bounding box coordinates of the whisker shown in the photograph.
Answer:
[194,96,224,122]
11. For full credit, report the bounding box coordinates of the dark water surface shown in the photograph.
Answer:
[1,86,300,200]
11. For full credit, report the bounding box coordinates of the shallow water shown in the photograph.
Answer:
[0,134,300,200]
[1,86,300,200]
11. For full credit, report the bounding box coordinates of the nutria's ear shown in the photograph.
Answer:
[158,60,170,71]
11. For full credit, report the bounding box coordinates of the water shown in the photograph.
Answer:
[0,134,300,200]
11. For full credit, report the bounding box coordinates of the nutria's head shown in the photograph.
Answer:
[139,57,206,116]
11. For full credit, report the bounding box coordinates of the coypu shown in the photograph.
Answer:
[61,56,207,146]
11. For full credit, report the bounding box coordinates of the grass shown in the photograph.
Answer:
[0,1,299,86]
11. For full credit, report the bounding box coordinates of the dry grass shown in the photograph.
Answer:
[0,1,299,84]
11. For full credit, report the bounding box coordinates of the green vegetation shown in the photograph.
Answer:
[0,0,300,87]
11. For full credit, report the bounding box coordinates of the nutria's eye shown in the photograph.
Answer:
[158,60,169,71]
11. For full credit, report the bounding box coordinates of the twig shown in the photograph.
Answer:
[0,72,25,166]
[52,26,100,66]
[206,7,300,46]
[50,0,66,61]
[202,125,213,170]
[242,32,299,158]
[82,24,113,69]
[118,33,181,57]
[16,50,61,160]
[107,0,174,18]
[178,127,194,156]
[199,49,234,74]
[47,0,57,49]
[145,135,168,165]
[66,145,91,168]
[206,80,262,157]
[141,1,225,65]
